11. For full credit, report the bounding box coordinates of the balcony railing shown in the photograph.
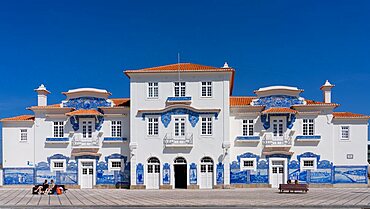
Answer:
[72,133,102,147]
[163,133,193,148]
[262,132,293,147]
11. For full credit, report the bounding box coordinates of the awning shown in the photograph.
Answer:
[66,109,103,116]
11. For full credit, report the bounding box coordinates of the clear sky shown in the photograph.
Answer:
[0,0,369,138]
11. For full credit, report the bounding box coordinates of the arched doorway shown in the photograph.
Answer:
[174,157,187,189]
[200,157,214,189]
[146,157,160,189]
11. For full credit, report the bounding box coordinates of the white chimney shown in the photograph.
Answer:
[222,62,229,68]
[34,84,50,106]
[320,80,335,103]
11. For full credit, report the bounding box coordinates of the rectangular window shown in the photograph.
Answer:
[20,129,27,141]
[54,162,64,168]
[241,159,255,170]
[148,117,159,136]
[174,117,186,137]
[148,82,158,98]
[51,160,66,172]
[53,121,64,138]
[82,121,93,138]
[174,82,186,97]
[201,81,212,97]
[341,126,350,140]
[242,120,254,136]
[201,117,212,135]
[303,119,314,136]
[111,121,122,137]
[111,161,121,168]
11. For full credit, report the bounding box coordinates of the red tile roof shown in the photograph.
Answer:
[66,109,103,116]
[230,96,256,107]
[333,112,370,119]
[304,99,339,106]
[124,63,235,94]
[111,98,130,107]
[262,108,297,114]
[1,115,35,122]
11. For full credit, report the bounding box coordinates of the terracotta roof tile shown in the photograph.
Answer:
[1,115,35,122]
[111,98,130,107]
[230,96,256,107]
[303,100,339,106]
[66,109,103,116]
[262,107,297,114]
[125,63,235,95]
[333,112,370,119]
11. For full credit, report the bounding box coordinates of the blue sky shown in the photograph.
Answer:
[0,0,369,138]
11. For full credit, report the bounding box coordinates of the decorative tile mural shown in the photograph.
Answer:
[3,168,35,185]
[163,163,170,184]
[334,166,368,184]
[189,163,197,184]
[216,163,224,185]
[136,163,144,185]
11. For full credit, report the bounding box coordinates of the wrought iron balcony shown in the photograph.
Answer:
[163,133,193,148]
[262,132,293,147]
[72,132,102,148]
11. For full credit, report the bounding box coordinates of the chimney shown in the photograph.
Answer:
[320,80,335,103]
[222,62,229,68]
[34,84,50,106]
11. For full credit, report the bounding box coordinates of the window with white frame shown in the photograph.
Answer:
[301,158,316,170]
[109,159,123,171]
[201,81,212,97]
[174,82,186,97]
[242,119,254,136]
[20,129,28,141]
[148,82,158,98]
[201,116,212,135]
[240,158,256,170]
[111,121,122,137]
[341,126,350,140]
[51,160,66,172]
[303,119,314,135]
[53,121,64,138]
[147,117,159,136]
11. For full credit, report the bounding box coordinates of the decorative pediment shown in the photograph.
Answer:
[237,152,260,162]
[63,97,111,110]
[297,152,321,162]
[253,95,304,109]
[105,153,127,163]
[47,154,69,164]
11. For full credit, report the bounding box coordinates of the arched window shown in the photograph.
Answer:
[201,157,213,163]
[174,157,187,164]
[148,157,160,164]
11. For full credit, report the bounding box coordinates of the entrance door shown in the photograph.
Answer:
[80,161,94,189]
[146,157,160,189]
[200,157,213,189]
[174,157,187,189]
[270,160,284,188]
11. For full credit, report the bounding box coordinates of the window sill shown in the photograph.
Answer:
[295,135,321,141]
[235,136,260,142]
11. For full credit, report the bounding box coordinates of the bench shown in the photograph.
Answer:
[279,184,309,193]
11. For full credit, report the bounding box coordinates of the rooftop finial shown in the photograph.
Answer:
[222,62,229,68]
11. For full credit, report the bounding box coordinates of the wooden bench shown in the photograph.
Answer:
[279,184,309,193]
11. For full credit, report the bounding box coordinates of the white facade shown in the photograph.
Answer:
[1,63,369,189]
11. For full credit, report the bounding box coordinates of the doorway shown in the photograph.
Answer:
[80,161,94,189]
[174,157,187,189]
[146,157,160,189]
[200,157,213,189]
[270,160,285,188]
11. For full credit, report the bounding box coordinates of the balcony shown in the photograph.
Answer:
[166,96,192,105]
[71,132,102,148]
[235,136,260,143]
[262,132,293,147]
[163,133,193,148]
[45,137,69,144]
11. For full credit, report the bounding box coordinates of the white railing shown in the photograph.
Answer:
[163,133,193,147]
[262,132,292,146]
[72,132,102,147]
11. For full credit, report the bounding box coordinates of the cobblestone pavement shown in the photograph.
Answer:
[0,188,368,208]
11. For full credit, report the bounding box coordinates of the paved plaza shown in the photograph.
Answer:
[0,187,368,208]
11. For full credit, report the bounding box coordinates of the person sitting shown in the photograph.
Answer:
[294,180,299,184]
[287,179,292,184]
[46,179,56,194]
[35,179,48,195]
